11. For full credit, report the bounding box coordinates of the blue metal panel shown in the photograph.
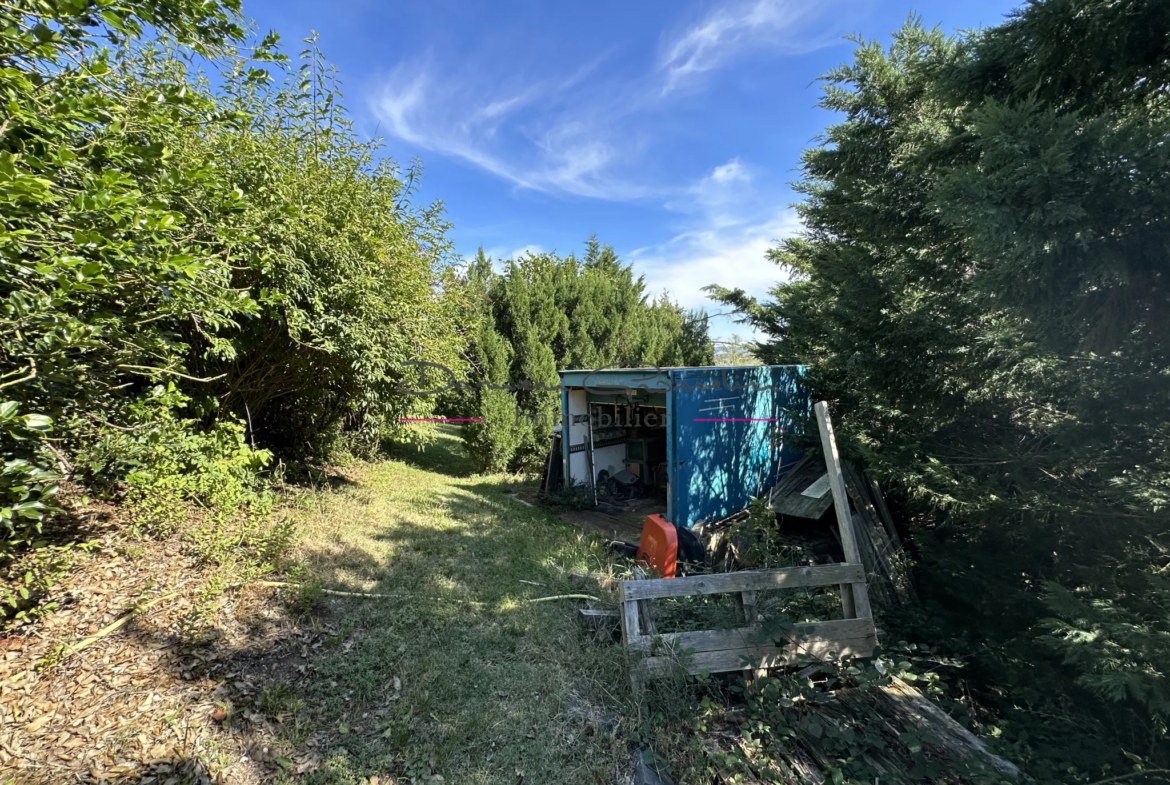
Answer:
[670,366,808,529]
[666,385,675,523]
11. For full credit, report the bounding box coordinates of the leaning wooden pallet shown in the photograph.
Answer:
[619,402,877,687]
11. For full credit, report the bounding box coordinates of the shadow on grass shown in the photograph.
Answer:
[382,424,478,479]
[13,425,632,785]
[266,458,632,785]
[73,424,630,785]
[277,459,361,491]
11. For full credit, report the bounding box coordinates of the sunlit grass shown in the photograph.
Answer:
[278,427,634,785]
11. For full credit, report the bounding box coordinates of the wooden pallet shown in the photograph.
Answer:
[620,402,877,686]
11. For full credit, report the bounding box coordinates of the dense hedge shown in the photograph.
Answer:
[457,242,713,473]
[713,1,1170,777]
[0,1,459,599]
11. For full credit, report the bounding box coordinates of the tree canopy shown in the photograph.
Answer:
[457,242,713,472]
[711,1,1170,774]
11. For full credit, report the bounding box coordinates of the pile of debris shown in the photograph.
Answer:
[695,676,1020,784]
[764,454,918,607]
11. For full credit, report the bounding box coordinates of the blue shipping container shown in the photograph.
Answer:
[558,365,808,529]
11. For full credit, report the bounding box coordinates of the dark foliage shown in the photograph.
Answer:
[711,2,1170,779]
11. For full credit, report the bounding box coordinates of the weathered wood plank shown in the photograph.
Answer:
[632,566,658,636]
[862,470,920,605]
[843,463,896,569]
[618,581,642,650]
[850,509,897,607]
[629,617,875,655]
[621,562,865,601]
[739,590,758,625]
[882,677,1020,779]
[770,457,836,520]
[738,590,766,679]
[814,401,873,621]
[868,475,901,544]
[635,633,877,678]
[814,401,862,566]
[842,460,918,606]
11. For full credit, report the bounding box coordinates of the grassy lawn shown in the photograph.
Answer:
[279,427,635,784]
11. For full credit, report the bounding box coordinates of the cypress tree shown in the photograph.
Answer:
[462,317,520,474]
[460,240,714,472]
[711,2,1170,770]
[459,250,521,472]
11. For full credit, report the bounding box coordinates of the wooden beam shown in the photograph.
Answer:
[738,590,766,679]
[882,677,1020,779]
[739,591,759,625]
[632,566,657,636]
[869,475,901,545]
[618,581,642,650]
[767,454,814,506]
[628,617,875,655]
[621,562,865,602]
[814,401,872,621]
[635,633,877,679]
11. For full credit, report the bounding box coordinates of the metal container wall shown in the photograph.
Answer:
[668,366,807,528]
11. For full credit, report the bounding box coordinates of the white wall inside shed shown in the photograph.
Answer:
[592,444,626,479]
[565,388,591,486]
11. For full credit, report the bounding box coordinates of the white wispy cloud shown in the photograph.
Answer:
[631,158,800,339]
[368,56,649,200]
[658,0,862,93]
[365,3,849,337]
[366,1,863,199]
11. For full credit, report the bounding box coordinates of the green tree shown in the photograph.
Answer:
[461,240,713,472]
[0,0,267,553]
[0,0,464,570]
[711,2,1170,774]
[462,318,519,474]
[175,38,461,458]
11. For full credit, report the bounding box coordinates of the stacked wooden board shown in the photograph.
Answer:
[763,441,917,608]
[767,455,834,520]
[840,461,919,606]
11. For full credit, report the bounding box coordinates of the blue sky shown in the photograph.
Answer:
[242,0,1020,339]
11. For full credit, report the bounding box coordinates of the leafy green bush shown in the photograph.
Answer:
[0,0,465,614]
[78,383,273,539]
[0,401,59,553]
[0,543,78,625]
[462,321,523,474]
[171,37,463,458]
[0,0,268,461]
[0,1,278,608]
